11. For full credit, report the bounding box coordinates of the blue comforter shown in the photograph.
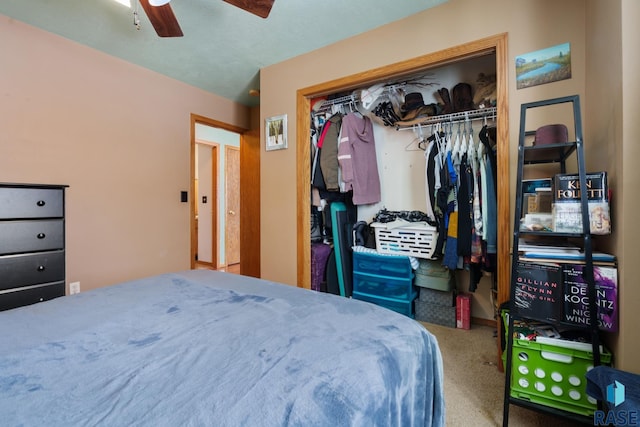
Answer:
[0,270,444,426]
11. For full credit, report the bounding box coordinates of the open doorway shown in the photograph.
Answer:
[190,114,260,277]
[194,142,220,269]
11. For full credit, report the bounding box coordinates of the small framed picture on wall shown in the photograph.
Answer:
[515,42,571,89]
[266,114,287,151]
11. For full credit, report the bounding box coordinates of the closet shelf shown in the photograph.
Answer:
[517,230,585,239]
[395,106,497,130]
[521,141,577,165]
[313,94,357,114]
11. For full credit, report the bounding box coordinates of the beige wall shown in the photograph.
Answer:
[0,16,249,290]
[260,0,586,284]
[260,0,639,372]
[619,0,640,373]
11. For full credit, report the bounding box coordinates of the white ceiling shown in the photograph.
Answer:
[0,0,447,107]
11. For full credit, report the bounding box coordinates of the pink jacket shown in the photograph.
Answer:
[338,113,381,205]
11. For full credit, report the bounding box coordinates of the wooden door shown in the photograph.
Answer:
[225,146,240,266]
[190,114,259,274]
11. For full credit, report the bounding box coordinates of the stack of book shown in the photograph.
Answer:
[520,178,553,232]
[515,239,618,332]
[518,238,616,265]
[519,171,612,234]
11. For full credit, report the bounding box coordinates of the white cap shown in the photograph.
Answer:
[360,83,385,110]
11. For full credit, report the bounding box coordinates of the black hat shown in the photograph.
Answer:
[401,92,425,111]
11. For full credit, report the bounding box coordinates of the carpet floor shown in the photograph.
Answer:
[421,321,586,426]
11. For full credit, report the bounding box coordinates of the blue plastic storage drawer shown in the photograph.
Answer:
[352,251,415,299]
[352,251,413,277]
[352,291,417,318]
[353,272,415,299]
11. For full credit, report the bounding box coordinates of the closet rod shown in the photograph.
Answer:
[395,106,497,130]
[314,94,358,113]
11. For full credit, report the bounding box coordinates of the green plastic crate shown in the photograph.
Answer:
[510,338,611,416]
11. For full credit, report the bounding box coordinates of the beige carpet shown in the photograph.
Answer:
[420,321,585,426]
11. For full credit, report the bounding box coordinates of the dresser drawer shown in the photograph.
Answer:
[0,187,64,219]
[0,251,65,291]
[0,282,65,311]
[0,220,64,255]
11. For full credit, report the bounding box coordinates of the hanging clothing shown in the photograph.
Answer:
[442,151,459,270]
[457,153,473,257]
[432,136,449,259]
[337,112,381,205]
[319,113,343,191]
[312,118,333,191]
[479,125,497,254]
[470,146,484,264]
[423,137,439,222]
[482,153,497,254]
[472,147,483,239]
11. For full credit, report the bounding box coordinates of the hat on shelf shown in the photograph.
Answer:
[360,83,386,110]
[401,92,426,112]
[533,124,569,146]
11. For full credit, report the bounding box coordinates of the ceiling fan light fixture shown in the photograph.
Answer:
[148,0,171,6]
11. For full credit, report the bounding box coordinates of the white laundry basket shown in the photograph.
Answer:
[371,222,438,259]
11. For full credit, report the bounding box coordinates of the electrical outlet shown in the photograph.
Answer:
[69,281,81,295]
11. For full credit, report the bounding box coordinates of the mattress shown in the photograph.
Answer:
[0,270,444,426]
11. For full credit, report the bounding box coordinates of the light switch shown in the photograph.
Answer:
[202,196,207,203]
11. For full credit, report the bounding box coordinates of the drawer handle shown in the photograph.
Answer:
[36,200,46,207]
[37,265,45,272]
[37,233,46,239]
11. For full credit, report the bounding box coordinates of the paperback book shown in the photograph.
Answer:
[562,264,618,332]
[552,171,610,234]
[513,261,563,323]
[522,251,616,263]
[522,178,552,216]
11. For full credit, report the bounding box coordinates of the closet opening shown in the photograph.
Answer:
[295,33,509,363]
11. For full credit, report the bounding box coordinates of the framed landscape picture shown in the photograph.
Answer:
[515,42,571,89]
[266,114,287,151]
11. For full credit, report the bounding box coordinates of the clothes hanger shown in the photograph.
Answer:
[405,125,425,151]
[467,120,475,159]
[352,100,365,118]
[477,131,485,158]
[435,125,446,163]
[460,119,469,158]
[452,121,461,160]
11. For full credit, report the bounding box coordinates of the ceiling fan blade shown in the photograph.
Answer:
[223,0,275,19]
[139,0,184,37]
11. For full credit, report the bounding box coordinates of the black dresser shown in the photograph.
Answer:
[0,183,68,311]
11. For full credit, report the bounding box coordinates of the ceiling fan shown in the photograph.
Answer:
[138,0,275,38]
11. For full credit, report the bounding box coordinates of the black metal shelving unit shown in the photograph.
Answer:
[502,95,602,426]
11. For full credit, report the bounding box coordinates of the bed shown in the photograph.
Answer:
[0,270,444,426]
